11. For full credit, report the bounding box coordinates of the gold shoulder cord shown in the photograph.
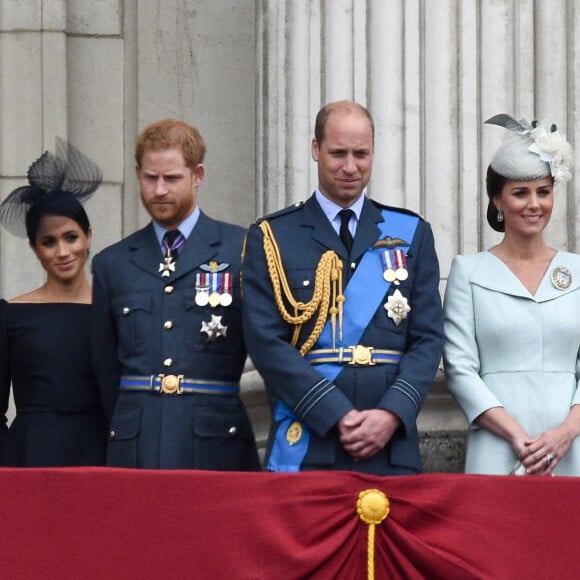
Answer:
[259,220,345,355]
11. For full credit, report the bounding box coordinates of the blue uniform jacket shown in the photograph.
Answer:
[91,211,259,470]
[242,195,443,474]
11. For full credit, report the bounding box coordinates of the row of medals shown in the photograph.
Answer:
[195,272,233,308]
[384,266,408,284]
[382,249,408,285]
[196,289,232,308]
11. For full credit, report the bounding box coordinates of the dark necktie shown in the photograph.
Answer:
[339,209,354,254]
[162,230,185,260]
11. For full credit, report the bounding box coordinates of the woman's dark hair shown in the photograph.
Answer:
[26,191,90,243]
[485,166,507,233]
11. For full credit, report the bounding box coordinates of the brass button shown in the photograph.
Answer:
[122,307,130,315]
[163,320,173,330]
[163,358,173,367]
[164,285,174,294]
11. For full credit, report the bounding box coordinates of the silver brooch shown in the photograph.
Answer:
[551,266,572,290]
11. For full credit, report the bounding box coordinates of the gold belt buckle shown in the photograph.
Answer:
[159,374,184,394]
[349,345,375,366]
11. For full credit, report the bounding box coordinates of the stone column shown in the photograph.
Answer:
[0,0,125,297]
[0,0,68,296]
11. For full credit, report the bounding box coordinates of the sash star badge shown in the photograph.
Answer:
[384,289,411,326]
[201,315,228,341]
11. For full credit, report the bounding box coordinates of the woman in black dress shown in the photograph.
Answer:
[0,138,106,466]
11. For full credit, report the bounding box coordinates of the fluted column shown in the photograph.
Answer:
[0,0,68,296]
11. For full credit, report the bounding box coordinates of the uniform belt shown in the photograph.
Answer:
[119,374,240,395]
[304,346,403,366]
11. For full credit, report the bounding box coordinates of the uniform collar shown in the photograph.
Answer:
[152,206,200,248]
[314,188,366,234]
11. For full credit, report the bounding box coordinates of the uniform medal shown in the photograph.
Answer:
[384,289,411,326]
[195,273,210,306]
[209,272,221,307]
[381,251,397,283]
[393,249,409,282]
[220,272,233,307]
[159,256,176,278]
[159,230,185,277]
[201,315,228,342]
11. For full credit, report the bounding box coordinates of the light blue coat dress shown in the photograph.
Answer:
[443,250,580,475]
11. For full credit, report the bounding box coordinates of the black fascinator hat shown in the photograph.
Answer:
[0,137,102,239]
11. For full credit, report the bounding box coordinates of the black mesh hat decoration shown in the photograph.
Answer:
[485,113,574,183]
[0,137,102,237]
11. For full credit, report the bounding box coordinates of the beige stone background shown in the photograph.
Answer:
[2,0,580,470]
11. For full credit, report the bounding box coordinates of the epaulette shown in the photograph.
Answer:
[370,199,425,221]
[251,200,306,225]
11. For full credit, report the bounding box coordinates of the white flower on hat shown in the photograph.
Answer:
[529,125,574,183]
[485,114,575,184]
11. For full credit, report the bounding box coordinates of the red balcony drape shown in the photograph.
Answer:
[0,468,576,579]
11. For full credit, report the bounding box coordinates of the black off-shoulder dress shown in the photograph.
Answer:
[0,299,106,466]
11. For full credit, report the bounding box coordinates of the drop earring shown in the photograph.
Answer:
[497,208,504,222]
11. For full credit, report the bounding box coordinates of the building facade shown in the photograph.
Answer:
[2,0,579,469]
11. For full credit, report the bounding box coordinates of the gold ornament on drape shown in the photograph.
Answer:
[357,489,390,580]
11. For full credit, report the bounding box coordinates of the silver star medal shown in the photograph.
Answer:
[201,315,228,342]
[384,289,411,326]
[159,255,176,277]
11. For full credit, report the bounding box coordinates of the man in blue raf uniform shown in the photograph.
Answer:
[242,101,443,475]
[91,119,259,470]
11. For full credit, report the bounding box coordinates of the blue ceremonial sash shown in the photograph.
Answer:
[268,209,420,472]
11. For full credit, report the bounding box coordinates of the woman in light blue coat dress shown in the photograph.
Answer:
[444,114,580,476]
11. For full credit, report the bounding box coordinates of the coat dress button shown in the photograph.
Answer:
[163,321,173,330]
